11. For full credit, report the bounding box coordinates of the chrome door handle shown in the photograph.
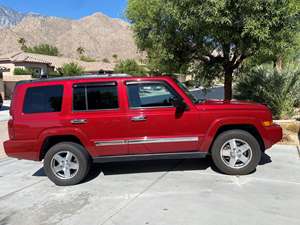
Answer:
[131,115,147,122]
[70,119,88,124]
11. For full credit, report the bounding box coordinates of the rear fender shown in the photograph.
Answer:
[36,127,94,158]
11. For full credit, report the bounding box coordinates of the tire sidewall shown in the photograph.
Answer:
[44,142,90,186]
[211,130,261,175]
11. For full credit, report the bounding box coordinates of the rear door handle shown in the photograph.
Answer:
[131,115,147,122]
[70,119,88,124]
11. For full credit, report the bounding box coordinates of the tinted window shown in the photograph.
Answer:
[73,83,118,111]
[23,85,63,113]
[127,82,178,108]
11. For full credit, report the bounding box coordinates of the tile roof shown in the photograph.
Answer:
[0,52,115,71]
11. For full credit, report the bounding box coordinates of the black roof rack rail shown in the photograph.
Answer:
[16,74,131,86]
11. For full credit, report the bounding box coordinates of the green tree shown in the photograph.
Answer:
[60,62,84,76]
[25,44,60,56]
[114,59,147,76]
[127,0,300,100]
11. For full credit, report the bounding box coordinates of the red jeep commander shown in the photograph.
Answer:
[4,75,282,186]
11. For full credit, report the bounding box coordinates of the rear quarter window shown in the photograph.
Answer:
[23,85,64,114]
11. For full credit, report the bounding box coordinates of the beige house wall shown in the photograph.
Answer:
[15,62,49,76]
[0,62,15,77]
[0,80,4,100]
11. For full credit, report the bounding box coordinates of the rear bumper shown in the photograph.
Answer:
[3,139,39,161]
[264,124,283,149]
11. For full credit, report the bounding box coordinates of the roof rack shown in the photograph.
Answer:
[16,74,132,86]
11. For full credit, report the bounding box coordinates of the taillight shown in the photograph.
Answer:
[8,118,15,140]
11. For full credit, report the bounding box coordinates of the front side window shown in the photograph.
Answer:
[127,82,179,108]
[23,85,63,113]
[73,82,118,111]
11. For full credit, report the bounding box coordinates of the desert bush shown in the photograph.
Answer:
[60,62,84,76]
[114,59,147,76]
[25,44,60,56]
[14,68,32,75]
[80,55,96,62]
[234,65,300,119]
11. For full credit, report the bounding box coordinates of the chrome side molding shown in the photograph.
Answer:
[95,136,199,147]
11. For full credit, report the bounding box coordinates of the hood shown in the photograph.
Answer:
[195,99,269,111]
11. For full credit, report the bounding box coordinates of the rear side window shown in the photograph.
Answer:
[73,82,118,111]
[23,85,64,114]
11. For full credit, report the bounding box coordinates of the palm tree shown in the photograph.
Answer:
[18,37,27,51]
[77,47,85,55]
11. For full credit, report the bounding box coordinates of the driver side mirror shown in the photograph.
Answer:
[170,97,187,112]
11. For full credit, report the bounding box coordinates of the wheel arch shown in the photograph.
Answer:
[208,124,265,153]
[200,117,266,153]
[37,128,93,161]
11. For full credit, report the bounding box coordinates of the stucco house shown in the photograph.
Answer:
[0,52,115,99]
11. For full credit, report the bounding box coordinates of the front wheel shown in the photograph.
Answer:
[211,130,261,175]
[44,142,91,186]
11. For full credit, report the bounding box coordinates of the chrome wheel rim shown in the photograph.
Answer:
[220,139,253,169]
[50,151,79,179]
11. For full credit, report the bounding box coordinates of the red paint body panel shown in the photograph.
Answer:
[4,76,282,161]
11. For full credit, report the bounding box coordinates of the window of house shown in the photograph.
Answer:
[127,82,180,108]
[23,85,64,113]
[73,82,118,111]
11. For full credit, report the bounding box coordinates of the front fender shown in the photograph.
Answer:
[200,117,265,152]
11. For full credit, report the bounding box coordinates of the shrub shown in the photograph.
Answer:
[14,68,32,75]
[102,58,110,63]
[24,44,60,56]
[234,65,300,119]
[60,63,84,76]
[114,59,147,76]
[48,71,62,77]
[80,55,96,62]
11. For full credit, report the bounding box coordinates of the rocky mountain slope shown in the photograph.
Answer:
[0,5,25,27]
[0,6,141,60]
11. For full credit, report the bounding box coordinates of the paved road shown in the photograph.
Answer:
[0,145,299,225]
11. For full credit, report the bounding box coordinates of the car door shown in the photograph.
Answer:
[69,80,128,157]
[125,80,201,154]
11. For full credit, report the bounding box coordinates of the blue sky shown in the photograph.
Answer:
[0,0,128,19]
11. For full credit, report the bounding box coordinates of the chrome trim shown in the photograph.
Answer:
[128,137,198,145]
[94,137,199,147]
[95,140,127,146]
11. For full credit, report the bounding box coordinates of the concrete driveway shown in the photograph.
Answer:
[0,101,10,122]
[0,145,299,225]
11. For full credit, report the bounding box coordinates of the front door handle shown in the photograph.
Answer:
[70,119,88,124]
[131,115,147,122]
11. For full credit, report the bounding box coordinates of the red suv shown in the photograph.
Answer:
[4,75,282,186]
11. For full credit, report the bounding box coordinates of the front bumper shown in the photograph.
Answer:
[264,124,283,149]
[3,139,39,161]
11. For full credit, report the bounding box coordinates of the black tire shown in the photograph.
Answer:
[211,130,261,175]
[44,142,91,186]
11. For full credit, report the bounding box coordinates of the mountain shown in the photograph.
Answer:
[0,6,142,60]
[0,5,25,27]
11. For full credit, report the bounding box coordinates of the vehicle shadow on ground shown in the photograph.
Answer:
[33,153,272,184]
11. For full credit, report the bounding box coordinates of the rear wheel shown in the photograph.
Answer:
[211,130,261,175]
[44,142,91,186]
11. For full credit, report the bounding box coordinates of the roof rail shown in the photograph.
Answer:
[16,74,132,86]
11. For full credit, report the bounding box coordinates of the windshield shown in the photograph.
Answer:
[173,78,199,104]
